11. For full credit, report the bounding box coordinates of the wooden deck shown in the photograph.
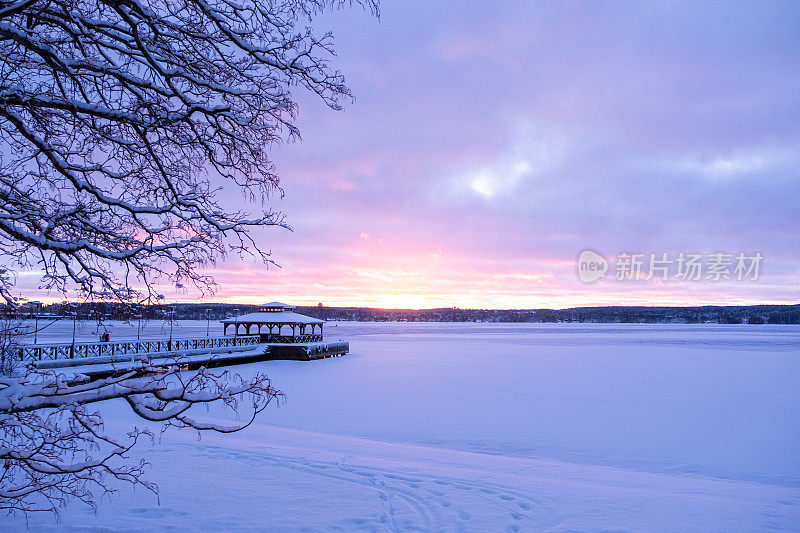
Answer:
[18,335,349,375]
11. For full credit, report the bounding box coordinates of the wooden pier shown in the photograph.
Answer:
[16,301,349,372]
[20,335,260,364]
[17,335,348,370]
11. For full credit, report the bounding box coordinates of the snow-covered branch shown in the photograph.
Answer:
[0,0,378,303]
[0,365,283,517]
[0,0,373,519]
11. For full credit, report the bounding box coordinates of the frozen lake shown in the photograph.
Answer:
[7,321,800,531]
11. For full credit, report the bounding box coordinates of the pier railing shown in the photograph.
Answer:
[19,335,261,362]
[263,334,323,344]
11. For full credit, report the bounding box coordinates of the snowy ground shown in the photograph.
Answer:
[5,321,800,531]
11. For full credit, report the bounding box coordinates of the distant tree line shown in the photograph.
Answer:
[7,303,800,325]
[296,304,800,324]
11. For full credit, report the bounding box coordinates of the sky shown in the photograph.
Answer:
[20,1,800,309]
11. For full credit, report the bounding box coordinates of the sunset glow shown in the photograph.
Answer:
[15,1,800,309]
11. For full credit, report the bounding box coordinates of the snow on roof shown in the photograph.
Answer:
[220,310,323,325]
[260,302,294,310]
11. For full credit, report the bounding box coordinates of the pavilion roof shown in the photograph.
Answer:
[220,310,323,325]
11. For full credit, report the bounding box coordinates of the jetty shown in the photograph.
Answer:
[17,302,348,373]
[220,302,348,360]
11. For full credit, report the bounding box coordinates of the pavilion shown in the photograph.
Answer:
[220,302,324,343]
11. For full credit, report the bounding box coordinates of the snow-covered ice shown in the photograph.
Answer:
[5,322,800,531]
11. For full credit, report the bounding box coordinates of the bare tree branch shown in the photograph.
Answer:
[0,0,378,303]
[0,364,284,517]
[0,0,377,518]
